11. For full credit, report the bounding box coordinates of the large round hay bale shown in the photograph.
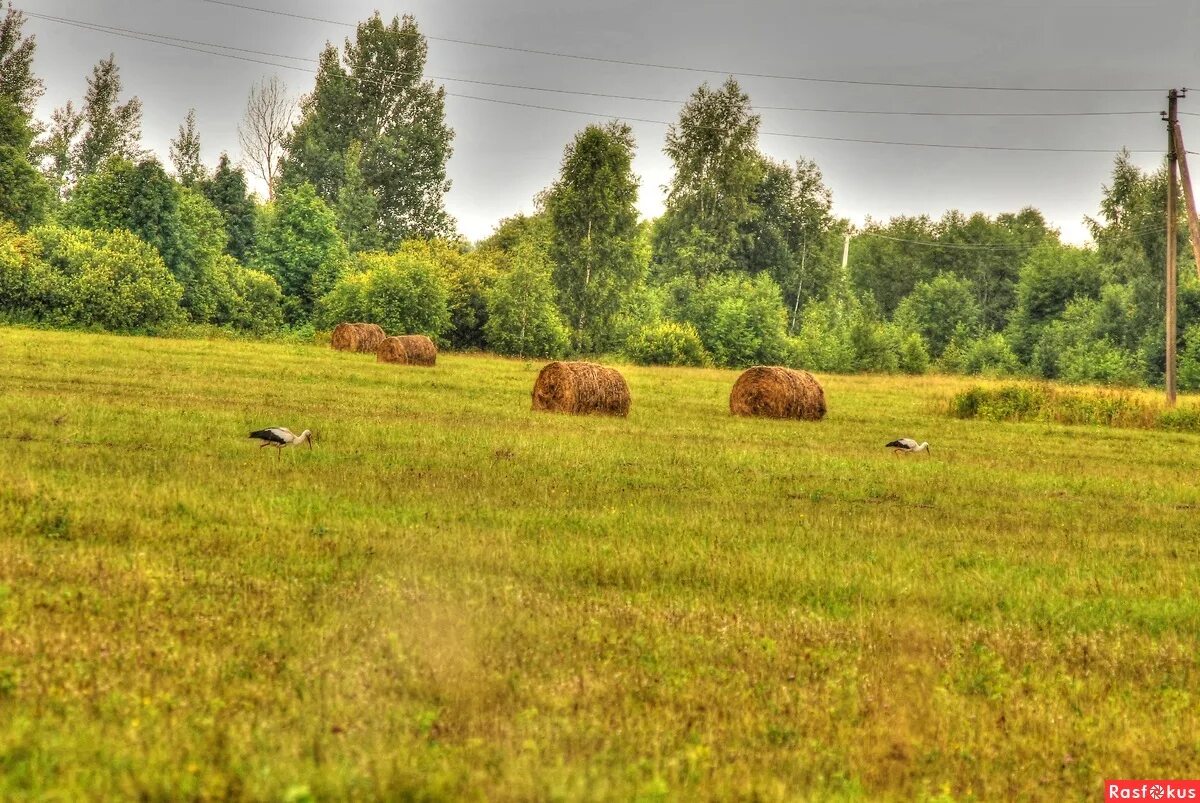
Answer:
[729,366,826,421]
[331,322,387,353]
[376,334,437,366]
[355,323,386,353]
[532,361,631,417]
[330,322,361,352]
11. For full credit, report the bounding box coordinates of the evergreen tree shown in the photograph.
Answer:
[545,122,641,352]
[280,13,454,246]
[653,78,762,280]
[169,108,204,187]
[73,55,142,177]
[199,153,257,262]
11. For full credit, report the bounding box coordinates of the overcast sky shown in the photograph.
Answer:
[23,0,1200,244]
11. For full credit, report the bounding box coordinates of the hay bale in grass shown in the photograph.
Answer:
[331,322,386,353]
[729,366,826,421]
[376,334,437,366]
[355,323,386,353]
[532,361,631,417]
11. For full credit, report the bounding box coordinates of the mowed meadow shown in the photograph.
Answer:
[1,327,1199,801]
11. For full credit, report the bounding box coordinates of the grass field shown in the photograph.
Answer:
[1,326,1199,801]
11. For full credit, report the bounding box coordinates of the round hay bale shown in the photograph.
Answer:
[355,323,386,353]
[729,366,826,421]
[331,322,387,353]
[532,361,631,417]
[376,334,437,366]
[330,322,361,352]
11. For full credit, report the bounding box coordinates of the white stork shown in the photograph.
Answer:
[886,437,931,456]
[250,427,312,458]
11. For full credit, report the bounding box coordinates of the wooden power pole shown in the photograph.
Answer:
[1173,116,1200,278]
[1166,89,1180,406]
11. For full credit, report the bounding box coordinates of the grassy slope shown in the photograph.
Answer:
[1,327,1198,801]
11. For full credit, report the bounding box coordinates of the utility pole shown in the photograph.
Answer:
[841,231,851,276]
[1172,115,1200,278]
[1165,88,1180,406]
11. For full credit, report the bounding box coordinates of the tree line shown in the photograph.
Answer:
[1,2,1196,387]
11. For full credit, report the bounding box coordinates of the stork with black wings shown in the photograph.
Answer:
[250,427,313,458]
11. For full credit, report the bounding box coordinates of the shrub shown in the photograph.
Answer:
[898,333,930,375]
[317,251,451,341]
[12,225,186,331]
[397,239,499,350]
[894,273,981,356]
[671,272,789,368]
[484,237,570,359]
[252,183,350,321]
[958,333,1020,376]
[625,321,711,367]
[948,383,1200,432]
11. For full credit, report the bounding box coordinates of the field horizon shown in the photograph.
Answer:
[1,326,1198,801]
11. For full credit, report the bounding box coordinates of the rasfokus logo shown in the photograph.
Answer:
[1106,781,1200,801]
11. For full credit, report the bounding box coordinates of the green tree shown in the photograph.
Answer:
[251,183,349,320]
[334,141,381,253]
[62,158,184,280]
[670,271,789,367]
[1005,241,1104,361]
[894,273,982,357]
[484,237,569,358]
[169,108,204,187]
[317,250,450,340]
[280,13,454,246]
[849,216,940,315]
[0,1,40,116]
[653,78,762,279]
[199,154,257,263]
[0,95,51,228]
[397,239,499,349]
[73,55,143,178]
[545,122,641,352]
[740,157,837,321]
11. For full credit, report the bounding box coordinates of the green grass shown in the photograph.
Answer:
[1,327,1199,801]
[950,382,1200,432]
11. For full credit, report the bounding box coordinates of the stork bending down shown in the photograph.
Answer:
[886,437,931,456]
[250,427,312,458]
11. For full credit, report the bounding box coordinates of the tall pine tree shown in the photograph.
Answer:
[199,153,257,262]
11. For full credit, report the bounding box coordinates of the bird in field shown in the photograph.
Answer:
[886,437,931,456]
[249,427,313,458]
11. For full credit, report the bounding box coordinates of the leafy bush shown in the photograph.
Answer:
[898,333,930,375]
[317,251,451,341]
[2,225,185,331]
[949,383,1198,431]
[484,238,570,358]
[397,239,499,349]
[1057,339,1144,386]
[893,273,981,357]
[670,272,789,368]
[955,333,1020,376]
[625,321,711,367]
[252,183,350,321]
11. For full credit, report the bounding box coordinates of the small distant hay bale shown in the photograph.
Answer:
[376,334,437,366]
[532,361,631,417]
[331,322,386,353]
[729,366,826,421]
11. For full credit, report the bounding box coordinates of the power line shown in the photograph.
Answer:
[26,12,1156,119]
[25,11,1164,154]
[196,0,1170,94]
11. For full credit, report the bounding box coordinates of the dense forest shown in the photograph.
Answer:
[2,3,1196,387]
